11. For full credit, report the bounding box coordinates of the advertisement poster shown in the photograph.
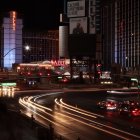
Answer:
[67,0,85,17]
[70,17,87,34]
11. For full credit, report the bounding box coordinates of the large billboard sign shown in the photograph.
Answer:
[69,17,87,34]
[67,0,85,17]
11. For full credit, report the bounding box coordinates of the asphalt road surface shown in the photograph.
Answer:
[18,89,140,140]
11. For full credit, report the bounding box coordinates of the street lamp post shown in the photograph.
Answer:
[3,47,17,58]
[2,45,30,69]
[3,45,30,58]
[23,45,31,62]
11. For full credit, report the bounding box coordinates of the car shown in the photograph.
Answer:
[122,100,139,106]
[97,100,118,110]
[118,103,140,117]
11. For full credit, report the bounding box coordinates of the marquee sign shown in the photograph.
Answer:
[10,11,16,31]
[67,0,85,17]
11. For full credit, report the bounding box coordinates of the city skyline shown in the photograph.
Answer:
[0,0,64,30]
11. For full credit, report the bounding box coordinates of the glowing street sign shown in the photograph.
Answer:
[0,83,17,86]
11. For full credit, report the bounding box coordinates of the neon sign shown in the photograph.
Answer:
[10,11,16,31]
[51,60,66,66]
[0,83,17,86]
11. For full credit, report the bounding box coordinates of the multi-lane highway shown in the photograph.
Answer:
[18,89,140,140]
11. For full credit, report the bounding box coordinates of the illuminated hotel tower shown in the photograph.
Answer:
[1,11,23,69]
[102,0,140,72]
[114,0,140,70]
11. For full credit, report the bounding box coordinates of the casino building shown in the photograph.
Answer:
[0,11,62,70]
[22,30,59,63]
[102,0,140,73]
[0,11,23,69]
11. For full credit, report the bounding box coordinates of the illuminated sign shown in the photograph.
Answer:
[10,11,16,31]
[67,0,85,17]
[0,83,17,86]
[70,17,87,34]
[51,60,66,66]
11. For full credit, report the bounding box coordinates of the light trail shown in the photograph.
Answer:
[107,90,139,94]
[19,97,62,127]
[55,98,97,119]
[60,98,104,118]
[54,98,129,140]
[33,92,63,102]
[19,93,140,140]
[27,96,52,112]
[55,98,140,140]
[20,96,128,139]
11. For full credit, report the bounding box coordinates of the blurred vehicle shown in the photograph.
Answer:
[97,100,118,110]
[58,76,69,83]
[122,100,139,106]
[118,103,140,117]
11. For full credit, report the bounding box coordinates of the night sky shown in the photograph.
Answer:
[0,0,64,30]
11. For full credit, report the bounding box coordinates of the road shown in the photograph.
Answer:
[18,89,140,140]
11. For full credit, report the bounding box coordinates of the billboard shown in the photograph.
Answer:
[67,0,85,17]
[69,17,87,34]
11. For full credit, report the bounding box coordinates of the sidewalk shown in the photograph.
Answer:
[0,99,67,140]
[0,100,38,140]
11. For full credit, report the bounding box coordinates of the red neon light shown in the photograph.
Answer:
[51,60,65,66]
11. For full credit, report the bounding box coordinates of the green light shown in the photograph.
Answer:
[0,83,17,86]
[131,78,138,82]
[58,76,62,79]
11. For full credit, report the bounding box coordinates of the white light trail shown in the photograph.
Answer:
[60,98,104,118]
[19,93,140,140]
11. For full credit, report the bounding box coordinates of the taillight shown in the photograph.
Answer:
[27,72,31,75]
[39,72,42,76]
[132,110,136,113]
[107,103,111,107]
[132,108,138,113]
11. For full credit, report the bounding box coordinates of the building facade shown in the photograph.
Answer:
[102,0,140,73]
[65,0,102,79]
[0,11,66,70]
[102,0,115,71]
[0,11,23,69]
[22,30,59,63]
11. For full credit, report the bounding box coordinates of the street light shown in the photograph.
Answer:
[1,45,30,68]
[24,45,30,51]
[3,45,30,58]
[23,45,31,63]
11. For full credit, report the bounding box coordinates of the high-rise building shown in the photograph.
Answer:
[102,0,140,73]
[0,11,60,70]
[0,11,23,69]
[102,0,115,71]
[22,30,59,63]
